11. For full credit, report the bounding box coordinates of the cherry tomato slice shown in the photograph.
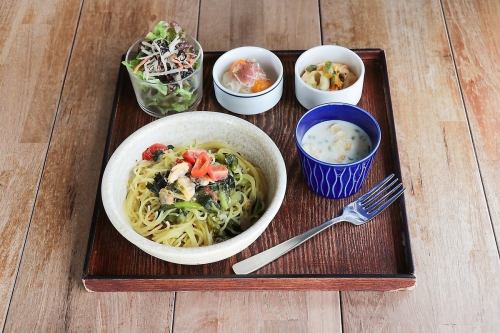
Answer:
[182,148,207,164]
[142,144,168,160]
[207,164,229,181]
[190,152,211,178]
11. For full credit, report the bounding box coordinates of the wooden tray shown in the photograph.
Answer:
[83,50,415,291]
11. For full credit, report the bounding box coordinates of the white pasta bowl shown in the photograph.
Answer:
[101,111,287,265]
[212,46,283,115]
[295,45,365,109]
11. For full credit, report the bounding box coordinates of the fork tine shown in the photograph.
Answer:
[367,187,405,217]
[357,174,395,203]
[362,177,399,207]
[365,183,403,212]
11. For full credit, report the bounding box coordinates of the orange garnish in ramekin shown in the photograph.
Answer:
[230,59,249,73]
[251,79,272,93]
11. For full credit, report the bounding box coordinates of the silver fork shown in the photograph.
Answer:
[232,174,405,275]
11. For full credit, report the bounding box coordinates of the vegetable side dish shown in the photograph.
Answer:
[301,120,372,164]
[301,61,357,91]
[125,142,266,247]
[123,21,202,115]
[221,59,272,94]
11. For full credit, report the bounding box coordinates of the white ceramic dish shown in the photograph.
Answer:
[101,111,287,265]
[212,46,283,115]
[295,45,365,109]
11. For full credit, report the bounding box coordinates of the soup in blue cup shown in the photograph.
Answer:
[295,103,381,199]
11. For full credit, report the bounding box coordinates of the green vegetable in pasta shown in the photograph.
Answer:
[152,150,165,162]
[208,175,235,193]
[225,154,239,171]
[146,173,168,194]
[160,201,204,211]
[219,192,229,210]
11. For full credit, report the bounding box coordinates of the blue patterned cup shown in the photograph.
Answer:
[295,103,381,199]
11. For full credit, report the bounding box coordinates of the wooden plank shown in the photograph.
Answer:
[174,291,340,333]
[172,1,341,332]
[320,0,500,331]
[441,0,500,247]
[2,1,199,332]
[198,0,322,51]
[0,0,82,329]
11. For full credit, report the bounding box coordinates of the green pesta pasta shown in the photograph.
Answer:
[125,141,266,247]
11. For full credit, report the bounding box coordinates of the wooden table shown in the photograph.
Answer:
[1,0,498,331]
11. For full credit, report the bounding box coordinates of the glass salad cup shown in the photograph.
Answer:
[125,36,203,117]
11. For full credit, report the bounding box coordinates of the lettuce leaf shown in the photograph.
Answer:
[146,21,166,40]
[174,87,193,99]
[122,59,139,71]
[122,59,146,80]
[145,21,177,42]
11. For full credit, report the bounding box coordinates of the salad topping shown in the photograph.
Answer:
[130,21,199,84]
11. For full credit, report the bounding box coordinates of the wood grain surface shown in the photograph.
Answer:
[0,0,82,328]
[173,291,341,333]
[83,51,414,292]
[198,0,321,51]
[2,0,198,332]
[441,0,500,247]
[0,0,498,332]
[321,0,500,331]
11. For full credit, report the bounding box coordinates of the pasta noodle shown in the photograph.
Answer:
[125,141,266,247]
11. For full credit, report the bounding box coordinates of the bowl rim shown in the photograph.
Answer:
[212,46,284,98]
[295,102,381,167]
[101,111,287,258]
[294,44,365,96]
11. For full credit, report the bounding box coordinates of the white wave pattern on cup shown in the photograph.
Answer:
[299,154,375,199]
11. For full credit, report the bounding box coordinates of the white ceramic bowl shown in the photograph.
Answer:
[295,45,365,109]
[212,46,283,115]
[101,112,287,265]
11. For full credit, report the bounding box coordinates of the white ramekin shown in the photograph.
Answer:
[295,45,365,109]
[212,46,283,115]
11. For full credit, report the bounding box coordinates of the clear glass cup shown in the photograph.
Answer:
[124,36,203,117]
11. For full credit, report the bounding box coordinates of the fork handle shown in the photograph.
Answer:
[232,216,345,275]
